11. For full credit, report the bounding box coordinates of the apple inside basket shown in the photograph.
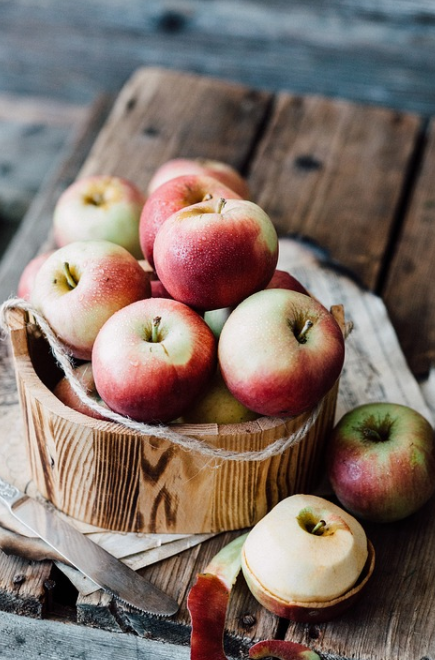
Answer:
[7,305,345,534]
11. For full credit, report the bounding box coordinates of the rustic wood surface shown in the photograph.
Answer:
[1,0,435,117]
[1,67,435,659]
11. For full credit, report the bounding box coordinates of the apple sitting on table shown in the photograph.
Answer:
[147,157,250,199]
[139,173,242,267]
[17,250,55,300]
[327,402,435,523]
[241,494,371,621]
[92,297,217,423]
[53,362,109,421]
[154,197,279,311]
[53,175,146,259]
[218,288,344,417]
[32,240,151,360]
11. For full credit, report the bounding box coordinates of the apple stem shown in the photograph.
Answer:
[63,262,78,289]
[216,197,226,214]
[362,428,384,442]
[311,520,327,536]
[202,193,213,202]
[151,316,161,343]
[297,319,313,343]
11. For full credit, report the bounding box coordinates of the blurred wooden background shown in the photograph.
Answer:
[1,0,435,257]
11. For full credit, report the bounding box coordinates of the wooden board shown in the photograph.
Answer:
[1,67,435,659]
[2,0,435,116]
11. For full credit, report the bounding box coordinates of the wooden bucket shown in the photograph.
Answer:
[6,306,343,534]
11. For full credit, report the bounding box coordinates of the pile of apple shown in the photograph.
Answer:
[20,158,345,428]
[18,157,435,529]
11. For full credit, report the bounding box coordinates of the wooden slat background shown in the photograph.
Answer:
[1,67,435,660]
[1,0,435,116]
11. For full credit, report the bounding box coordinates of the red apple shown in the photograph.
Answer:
[17,250,55,300]
[53,175,146,258]
[140,174,242,267]
[32,240,151,360]
[150,279,173,299]
[92,297,217,423]
[265,269,309,296]
[53,362,109,420]
[218,289,345,417]
[147,157,250,199]
[154,197,279,311]
[327,402,435,523]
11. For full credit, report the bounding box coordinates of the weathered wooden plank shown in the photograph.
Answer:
[382,118,435,377]
[0,610,192,660]
[0,551,52,618]
[0,94,113,301]
[1,0,435,115]
[113,532,279,654]
[79,67,271,188]
[248,93,421,291]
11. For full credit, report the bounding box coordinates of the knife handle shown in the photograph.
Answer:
[0,477,24,509]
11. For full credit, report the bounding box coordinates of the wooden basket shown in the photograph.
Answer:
[6,306,344,534]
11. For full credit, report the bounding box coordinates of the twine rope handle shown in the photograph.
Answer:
[0,297,326,463]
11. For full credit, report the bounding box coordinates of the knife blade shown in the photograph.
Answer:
[0,477,178,616]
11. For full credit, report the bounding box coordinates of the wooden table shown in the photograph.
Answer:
[1,67,435,660]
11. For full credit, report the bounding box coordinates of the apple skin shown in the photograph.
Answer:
[147,157,250,199]
[327,402,435,523]
[218,288,345,417]
[53,175,146,259]
[265,269,309,296]
[154,197,279,311]
[139,173,242,267]
[32,240,151,361]
[241,494,369,621]
[180,368,259,425]
[53,362,109,421]
[17,250,55,300]
[92,297,217,423]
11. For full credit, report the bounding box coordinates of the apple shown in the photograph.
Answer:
[147,157,250,199]
[32,240,151,360]
[139,173,242,267]
[53,362,109,421]
[265,268,309,296]
[53,175,146,258]
[154,197,279,311]
[241,494,371,621]
[180,368,259,425]
[202,270,308,340]
[203,307,232,339]
[218,288,345,417]
[327,402,435,523]
[17,250,55,300]
[150,279,173,299]
[92,297,217,423]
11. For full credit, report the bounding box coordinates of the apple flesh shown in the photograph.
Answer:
[147,157,250,199]
[32,240,151,360]
[92,297,217,423]
[53,175,146,258]
[139,173,242,267]
[241,494,370,621]
[218,289,345,417]
[154,197,279,311]
[53,362,109,421]
[327,402,435,523]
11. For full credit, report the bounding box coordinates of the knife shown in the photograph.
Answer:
[0,477,178,616]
